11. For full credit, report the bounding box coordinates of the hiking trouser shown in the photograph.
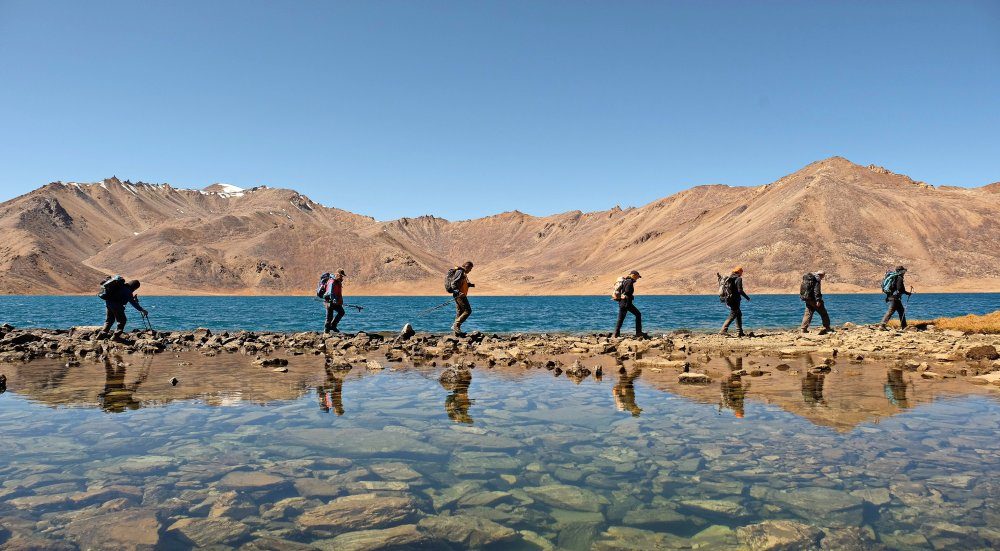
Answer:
[454,295,472,329]
[722,300,743,334]
[614,299,642,336]
[103,304,127,333]
[325,302,345,331]
[880,298,906,328]
[800,299,831,330]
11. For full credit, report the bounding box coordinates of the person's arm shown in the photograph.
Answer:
[737,278,750,301]
[128,294,147,314]
[814,279,823,303]
[334,282,344,305]
[451,269,465,296]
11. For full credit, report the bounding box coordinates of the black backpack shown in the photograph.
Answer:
[444,268,462,294]
[718,275,737,303]
[98,275,125,300]
[800,273,817,300]
[316,273,332,299]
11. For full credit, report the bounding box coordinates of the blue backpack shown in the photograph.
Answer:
[316,273,331,298]
[881,270,899,294]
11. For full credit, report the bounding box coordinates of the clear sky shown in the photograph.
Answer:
[1,1,997,220]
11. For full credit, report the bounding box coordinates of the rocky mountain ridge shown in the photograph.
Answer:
[1,157,998,295]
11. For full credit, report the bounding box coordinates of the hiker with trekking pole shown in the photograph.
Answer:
[445,262,475,336]
[878,265,913,330]
[96,276,148,340]
[316,269,353,334]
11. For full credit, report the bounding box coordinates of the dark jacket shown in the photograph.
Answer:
[105,285,142,310]
[730,276,750,302]
[887,272,909,301]
[801,273,823,302]
[619,277,635,301]
[326,279,343,305]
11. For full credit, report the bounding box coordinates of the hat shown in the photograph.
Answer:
[815,271,826,276]
[336,269,347,277]
[895,265,906,272]
[629,270,641,278]
[733,266,744,274]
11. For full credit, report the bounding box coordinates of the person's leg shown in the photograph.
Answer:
[114,307,127,333]
[734,304,744,335]
[102,305,115,333]
[817,302,831,330]
[614,301,628,337]
[454,296,471,332]
[879,301,895,328]
[721,306,736,333]
[628,303,643,335]
[897,300,907,329]
[325,303,334,332]
[800,301,815,331]
[331,304,345,331]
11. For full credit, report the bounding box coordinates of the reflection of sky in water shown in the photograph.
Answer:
[1,365,999,549]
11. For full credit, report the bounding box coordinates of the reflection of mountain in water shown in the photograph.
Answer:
[0,352,993,431]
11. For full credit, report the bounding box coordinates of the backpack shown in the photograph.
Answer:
[718,275,737,303]
[444,268,462,294]
[611,277,627,300]
[800,273,817,300]
[98,275,125,300]
[881,270,899,294]
[316,273,332,299]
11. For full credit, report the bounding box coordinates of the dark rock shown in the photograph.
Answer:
[966,345,999,361]
[169,377,179,386]
[399,323,415,340]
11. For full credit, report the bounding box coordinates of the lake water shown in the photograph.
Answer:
[1,293,998,333]
[1,352,998,549]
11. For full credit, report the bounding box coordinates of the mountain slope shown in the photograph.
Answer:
[1,158,997,295]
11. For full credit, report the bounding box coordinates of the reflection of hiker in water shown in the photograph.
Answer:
[98,356,145,413]
[801,372,826,406]
[440,369,473,424]
[884,368,910,408]
[317,366,345,415]
[613,368,642,417]
[719,374,750,418]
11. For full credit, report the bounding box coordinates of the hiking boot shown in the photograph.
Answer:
[818,328,831,335]
[737,332,746,338]
[800,329,809,334]
[718,329,728,336]
[636,332,651,340]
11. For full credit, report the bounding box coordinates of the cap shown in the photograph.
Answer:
[733,266,744,274]
[629,270,641,278]
[895,265,906,272]
[336,269,347,277]
[815,271,826,276]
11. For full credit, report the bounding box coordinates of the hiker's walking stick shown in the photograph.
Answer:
[343,303,365,312]
[906,287,913,306]
[141,312,154,332]
[418,298,454,316]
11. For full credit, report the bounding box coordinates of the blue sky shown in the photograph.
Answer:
[1,1,997,220]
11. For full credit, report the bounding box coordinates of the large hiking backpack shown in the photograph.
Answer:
[800,273,817,300]
[316,273,332,299]
[881,270,899,294]
[611,277,627,301]
[444,268,462,294]
[98,275,125,300]
[718,275,736,303]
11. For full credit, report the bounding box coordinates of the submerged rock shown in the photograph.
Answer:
[524,484,609,512]
[316,524,427,551]
[297,493,417,533]
[736,520,823,550]
[418,514,516,547]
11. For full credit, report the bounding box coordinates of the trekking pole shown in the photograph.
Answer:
[142,312,154,332]
[343,304,365,312]
[906,287,913,306]
[417,298,454,316]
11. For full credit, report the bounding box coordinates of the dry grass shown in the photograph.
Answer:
[895,310,1000,334]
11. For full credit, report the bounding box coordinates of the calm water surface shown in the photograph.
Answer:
[1,353,998,549]
[1,293,998,333]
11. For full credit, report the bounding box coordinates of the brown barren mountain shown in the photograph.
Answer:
[1,157,998,295]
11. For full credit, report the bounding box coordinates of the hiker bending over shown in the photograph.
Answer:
[446,262,475,336]
[879,265,912,330]
[98,276,146,339]
[319,269,347,334]
[799,271,832,334]
[613,270,648,338]
[718,267,750,337]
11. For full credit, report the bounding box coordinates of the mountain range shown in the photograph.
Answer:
[1,157,998,295]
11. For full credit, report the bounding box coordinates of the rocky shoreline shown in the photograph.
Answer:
[1,323,997,387]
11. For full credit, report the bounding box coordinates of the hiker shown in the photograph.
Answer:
[98,276,147,339]
[321,269,347,334]
[878,265,912,330]
[612,270,648,338]
[799,271,832,334]
[446,262,475,336]
[717,267,751,336]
